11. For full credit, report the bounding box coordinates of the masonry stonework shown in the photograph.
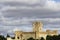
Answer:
[7,21,58,40]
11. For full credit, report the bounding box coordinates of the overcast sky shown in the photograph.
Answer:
[0,0,60,36]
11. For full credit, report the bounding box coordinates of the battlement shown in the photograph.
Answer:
[15,31,23,35]
[33,21,43,32]
[7,21,58,40]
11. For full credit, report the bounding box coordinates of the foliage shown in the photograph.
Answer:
[0,35,6,40]
[11,37,15,39]
[0,34,60,40]
[6,34,10,37]
[40,37,45,40]
[46,35,60,40]
[27,37,34,40]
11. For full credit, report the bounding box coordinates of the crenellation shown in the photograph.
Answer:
[7,21,58,40]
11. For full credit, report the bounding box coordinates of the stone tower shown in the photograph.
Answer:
[33,21,43,32]
[33,21,43,39]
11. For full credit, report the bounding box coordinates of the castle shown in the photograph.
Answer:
[7,21,58,40]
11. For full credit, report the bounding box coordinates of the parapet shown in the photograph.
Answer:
[46,30,51,32]
[33,21,43,25]
[15,31,23,35]
[53,30,58,34]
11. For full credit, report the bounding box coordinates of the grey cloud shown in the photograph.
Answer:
[0,0,60,18]
[0,2,45,7]
[0,0,60,36]
[2,9,60,18]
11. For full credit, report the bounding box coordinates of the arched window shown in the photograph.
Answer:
[17,37,19,39]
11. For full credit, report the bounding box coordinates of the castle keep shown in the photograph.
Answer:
[7,21,58,40]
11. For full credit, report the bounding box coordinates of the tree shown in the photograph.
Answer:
[46,35,53,40]
[57,34,60,40]
[6,34,10,37]
[27,37,34,40]
[46,35,59,40]
[52,35,57,40]
[11,37,15,39]
[0,35,6,40]
[40,37,45,40]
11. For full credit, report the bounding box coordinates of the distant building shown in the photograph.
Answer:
[7,21,58,40]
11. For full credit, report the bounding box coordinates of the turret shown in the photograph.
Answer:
[33,21,43,32]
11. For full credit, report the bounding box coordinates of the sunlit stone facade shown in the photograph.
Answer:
[7,21,58,40]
